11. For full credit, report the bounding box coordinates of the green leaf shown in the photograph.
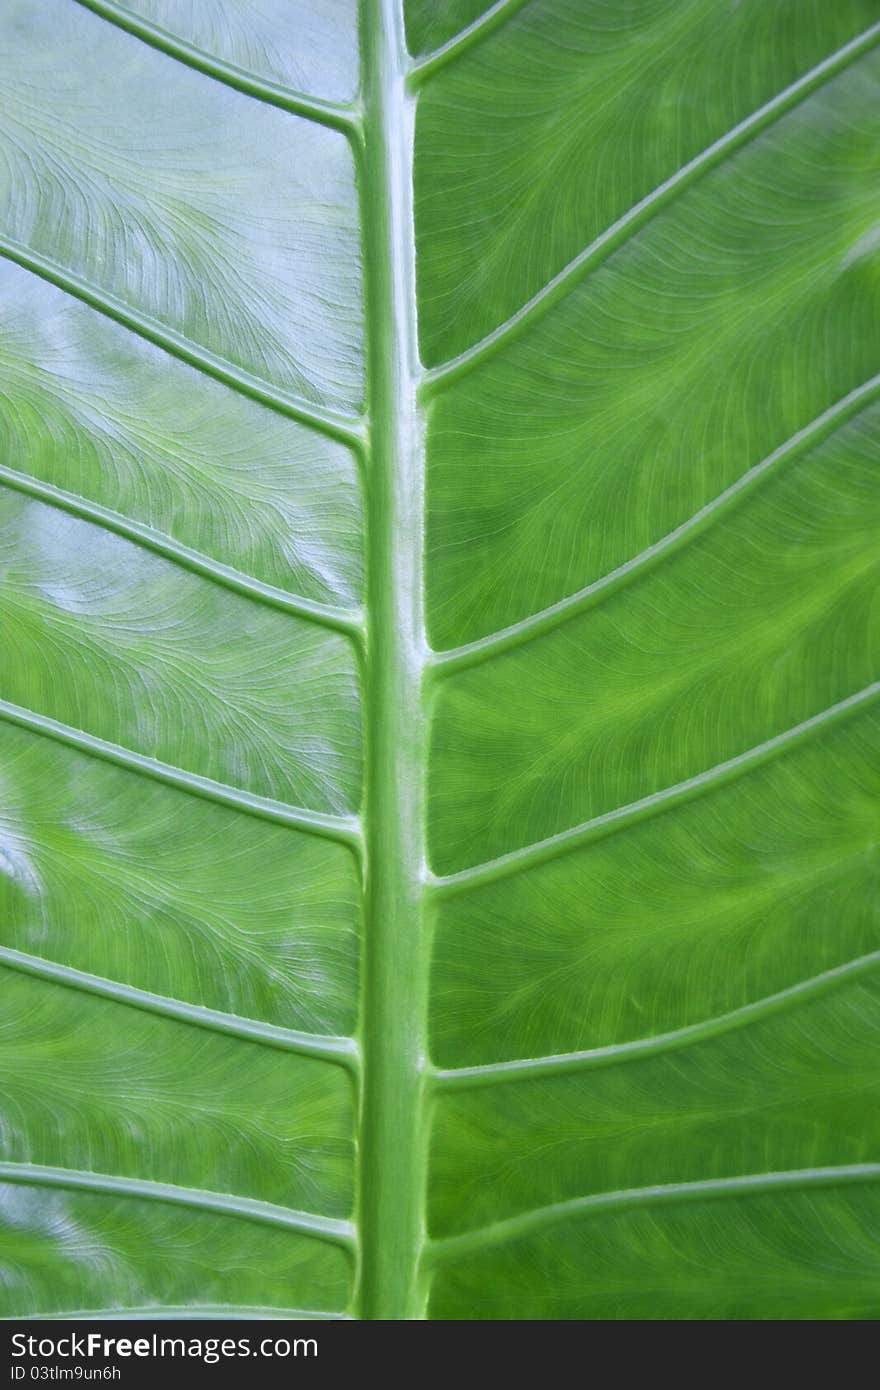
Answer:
[0,0,878,1320]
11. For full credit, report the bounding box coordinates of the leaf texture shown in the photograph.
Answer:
[0,0,878,1320]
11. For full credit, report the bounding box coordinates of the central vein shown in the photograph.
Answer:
[357,0,429,1320]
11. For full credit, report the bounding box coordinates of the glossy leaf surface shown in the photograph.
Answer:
[0,0,878,1320]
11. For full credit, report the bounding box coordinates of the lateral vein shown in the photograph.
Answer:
[429,684,880,895]
[0,698,363,849]
[73,0,362,135]
[0,463,364,640]
[426,1166,880,1263]
[0,1163,355,1248]
[0,945,359,1068]
[430,375,880,674]
[0,237,366,450]
[408,0,532,87]
[423,21,880,389]
[431,950,880,1089]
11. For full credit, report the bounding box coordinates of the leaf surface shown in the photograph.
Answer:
[0,0,878,1320]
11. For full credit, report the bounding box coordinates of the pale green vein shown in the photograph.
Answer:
[357,0,431,1322]
[0,463,364,640]
[0,945,358,1069]
[429,684,880,896]
[423,20,880,389]
[73,0,362,136]
[34,1306,350,1321]
[426,1166,880,1264]
[0,699,363,850]
[0,1164,355,1249]
[0,238,366,451]
[431,950,880,1090]
[429,376,880,676]
[407,0,532,88]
